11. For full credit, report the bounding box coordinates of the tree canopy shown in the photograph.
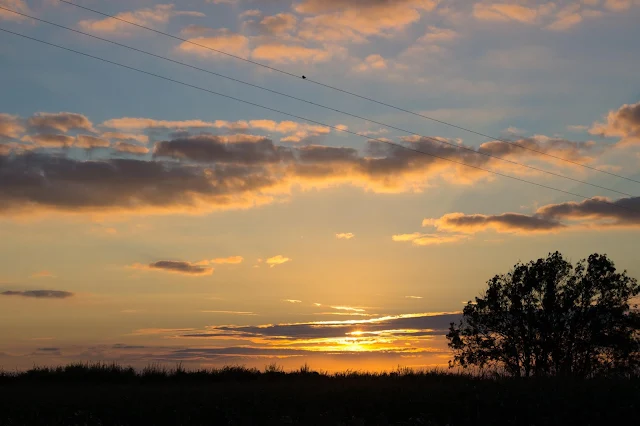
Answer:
[447,252,640,377]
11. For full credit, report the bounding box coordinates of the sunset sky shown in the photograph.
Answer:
[1,0,639,372]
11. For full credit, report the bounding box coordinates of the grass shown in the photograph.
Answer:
[0,363,638,425]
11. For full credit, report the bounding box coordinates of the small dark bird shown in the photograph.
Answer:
[302,75,306,79]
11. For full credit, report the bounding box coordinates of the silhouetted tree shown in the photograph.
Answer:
[447,252,640,377]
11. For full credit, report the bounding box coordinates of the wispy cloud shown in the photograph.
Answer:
[200,310,257,315]
[1,290,73,299]
[132,261,214,276]
[78,4,204,35]
[336,233,355,240]
[266,255,292,268]
[30,271,55,279]
[284,299,302,303]
[211,256,244,265]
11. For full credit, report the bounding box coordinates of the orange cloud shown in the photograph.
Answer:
[28,112,95,133]
[266,255,292,268]
[76,135,110,149]
[252,43,336,64]
[392,233,467,246]
[102,117,218,130]
[0,0,31,22]
[178,31,250,58]
[79,4,204,35]
[0,114,24,139]
[102,132,149,144]
[590,102,640,146]
[211,256,244,265]
[473,3,555,23]
[336,233,355,240]
[296,0,438,43]
[113,142,150,155]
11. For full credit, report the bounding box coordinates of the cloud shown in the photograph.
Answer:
[252,43,337,64]
[153,134,284,164]
[133,260,214,276]
[473,2,555,24]
[266,255,291,267]
[0,290,74,299]
[78,4,205,35]
[180,311,461,354]
[178,30,251,58]
[414,196,640,241]
[102,117,218,130]
[28,112,95,133]
[331,306,366,312]
[428,212,565,234]
[102,132,149,144]
[284,299,302,303]
[0,113,611,217]
[113,142,150,155]
[478,136,598,163]
[354,54,388,72]
[295,0,438,43]
[590,102,640,145]
[336,233,355,240]
[392,232,468,246]
[0,114,24,139]
[211,256,244,265]
[200,310,256,315]
[244,13,298,36]
[22,133,75,148]
[0,0,31,22]
[406,296,423,299]
[30,271,55,278]
[75,135,110,149]
[103,117,331,143]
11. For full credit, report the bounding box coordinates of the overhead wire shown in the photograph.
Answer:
[55,0,640,186]
[1,26,638,217]
[0,6,633,198]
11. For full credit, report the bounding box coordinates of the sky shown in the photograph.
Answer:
[0,0,639,372]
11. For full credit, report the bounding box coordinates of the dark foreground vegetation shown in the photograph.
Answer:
[1,363,639,426]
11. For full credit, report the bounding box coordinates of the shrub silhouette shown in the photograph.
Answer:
[447,252,640,377]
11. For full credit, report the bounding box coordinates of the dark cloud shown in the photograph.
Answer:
[182,313,460,340]
[137,260,214,276]
[422,196,640,238]
[0,128,609,216]
[435,212,564,233]
[28,112,94,133]
[0,153,280,214]
[479,137,597,161]
[1,290,74,299]
[536,196,640,225]
[153,134,288,164]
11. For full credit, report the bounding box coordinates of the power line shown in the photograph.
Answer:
[56,0,640,186]
[0,6,633,199]
[1,27,638,217]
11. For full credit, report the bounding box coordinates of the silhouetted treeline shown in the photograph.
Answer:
[1,362,639,425]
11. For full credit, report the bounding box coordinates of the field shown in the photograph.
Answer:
[0,363,638,425]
